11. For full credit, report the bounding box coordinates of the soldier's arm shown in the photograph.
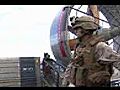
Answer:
[97,26,120,42]
[95,42,120,64]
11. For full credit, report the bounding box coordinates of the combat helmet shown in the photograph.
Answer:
[71,16,100,30]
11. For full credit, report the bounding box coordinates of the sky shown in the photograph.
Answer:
[0,5,64,59]
[0,5,111,61]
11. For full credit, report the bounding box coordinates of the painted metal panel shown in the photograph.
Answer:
[20,57,37,87]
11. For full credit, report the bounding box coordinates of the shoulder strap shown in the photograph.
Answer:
[89,35,105,47]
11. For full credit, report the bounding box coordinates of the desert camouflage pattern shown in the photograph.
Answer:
[62,38,120,87]
[61,16,120,87]
[71,16,99,30]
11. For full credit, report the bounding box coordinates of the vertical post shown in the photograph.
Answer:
[87,5,99,25]
[35,57,41,87]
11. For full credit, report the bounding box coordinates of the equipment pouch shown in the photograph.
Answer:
[70,66,77,84]
[75,66,88,86]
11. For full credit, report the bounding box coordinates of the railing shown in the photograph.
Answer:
[40,58,66,87]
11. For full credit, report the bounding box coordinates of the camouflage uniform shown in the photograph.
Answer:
[62,16,120,87]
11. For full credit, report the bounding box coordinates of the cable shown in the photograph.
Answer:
[64,6,119,27]
[76,5,82,17]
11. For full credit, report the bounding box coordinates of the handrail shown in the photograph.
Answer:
[42,59,65,87]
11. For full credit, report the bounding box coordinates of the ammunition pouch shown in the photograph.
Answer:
[75,66,88,86]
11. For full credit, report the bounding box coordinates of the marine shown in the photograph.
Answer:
[62,15,120,87]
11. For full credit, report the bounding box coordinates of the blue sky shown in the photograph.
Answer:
[0,5,64,59]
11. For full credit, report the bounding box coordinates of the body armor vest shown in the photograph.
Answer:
[71,35,112,86]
